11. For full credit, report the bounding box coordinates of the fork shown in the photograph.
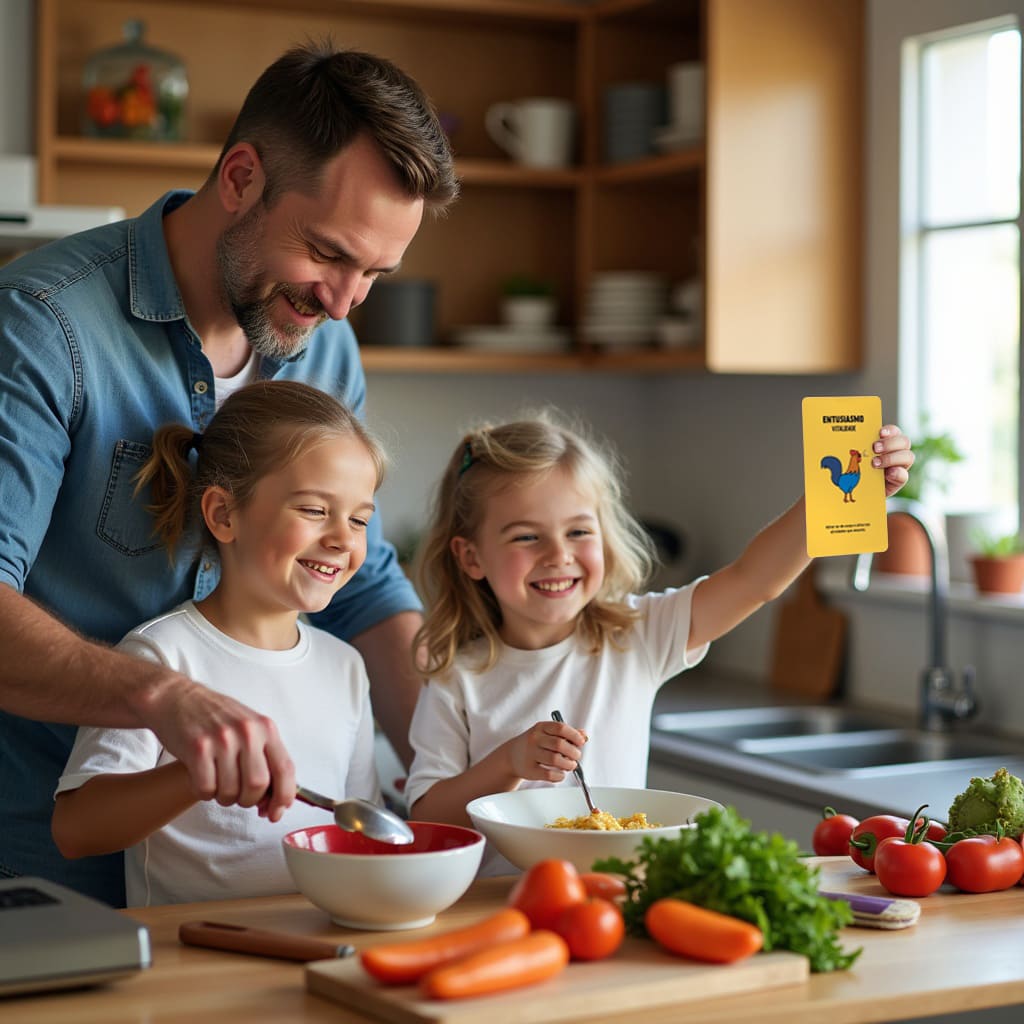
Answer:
[550,710,600,815]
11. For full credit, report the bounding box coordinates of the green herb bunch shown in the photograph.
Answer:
[593,804,861,973]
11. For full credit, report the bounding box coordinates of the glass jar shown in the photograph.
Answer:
[82,20,188,141]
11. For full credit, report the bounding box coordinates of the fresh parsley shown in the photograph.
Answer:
[593,804,861,972]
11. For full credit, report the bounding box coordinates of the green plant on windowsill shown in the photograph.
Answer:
[970,528,1024,559]
[898,428,965,504]
[969,528,1024,595]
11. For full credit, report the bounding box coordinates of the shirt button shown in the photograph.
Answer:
[203,561,212,571]
[194,380,209,395]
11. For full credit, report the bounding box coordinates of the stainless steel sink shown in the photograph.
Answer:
[650,706,1024,775]
[652,706,901,745]
[737,729,1024,774]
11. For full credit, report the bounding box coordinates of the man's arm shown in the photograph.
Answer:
[0,584,296,818]
[350,610,423,770]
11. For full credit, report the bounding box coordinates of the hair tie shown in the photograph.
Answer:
[458,440,474,477]
[190,432,204,453]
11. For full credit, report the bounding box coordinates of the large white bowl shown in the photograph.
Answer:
[283,821,484,930]
[466,786,721,873]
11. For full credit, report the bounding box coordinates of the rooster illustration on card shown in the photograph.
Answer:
[820,449,864,503]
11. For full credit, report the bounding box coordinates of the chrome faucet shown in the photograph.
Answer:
[851,497,978,730]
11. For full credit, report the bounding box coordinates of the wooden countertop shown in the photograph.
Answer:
[10,859,1024,1023]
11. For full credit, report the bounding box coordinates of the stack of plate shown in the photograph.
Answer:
[581,272,669,347]
[452,325,570,352]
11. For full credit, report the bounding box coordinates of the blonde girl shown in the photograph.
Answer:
[405,412,913,853]
[52,381,386,905]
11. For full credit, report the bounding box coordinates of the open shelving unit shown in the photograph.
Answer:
[34,0,863,375]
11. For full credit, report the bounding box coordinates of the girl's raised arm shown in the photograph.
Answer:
[687,424,914,651]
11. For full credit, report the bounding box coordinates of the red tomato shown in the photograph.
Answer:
[508,859,586,931]
[552,897,625,961]
[945,835,1024,893]
[874,834,947,897]
[849,815,909,872]
[579,872,627,902]
[812,807,860,856]
[916,818,947,842]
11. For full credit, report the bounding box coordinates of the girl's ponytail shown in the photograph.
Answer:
[133,424,198,560]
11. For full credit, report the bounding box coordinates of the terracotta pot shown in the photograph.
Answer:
[970,555,1024,595]
[873,512,931,576]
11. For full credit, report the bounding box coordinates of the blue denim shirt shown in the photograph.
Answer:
[0,191,421,905]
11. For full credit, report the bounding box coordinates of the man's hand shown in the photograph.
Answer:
[141,678,296,821]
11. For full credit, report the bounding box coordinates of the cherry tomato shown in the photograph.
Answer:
[945,835,1024,893]
[579,872,627,902]
[849,814,909,872]
[552,897,625,961]
[874,834,947,897]
[812,807,860,856]
[508,859,586,931]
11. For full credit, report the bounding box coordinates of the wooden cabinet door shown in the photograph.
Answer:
[705,0,864,373]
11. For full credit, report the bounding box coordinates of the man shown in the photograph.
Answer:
[0,43,458,905]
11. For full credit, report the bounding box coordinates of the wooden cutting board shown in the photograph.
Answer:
[306,941,808,1024]
[769,566,847,699]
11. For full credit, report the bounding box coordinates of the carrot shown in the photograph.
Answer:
[580,871,627,902]
[360,908,530,984]
[420,930,569,1000]
[644,898,763,964]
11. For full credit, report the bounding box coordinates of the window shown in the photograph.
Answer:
[901,20,1021,523]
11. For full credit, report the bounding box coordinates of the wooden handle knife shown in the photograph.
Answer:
[179,920,356,961]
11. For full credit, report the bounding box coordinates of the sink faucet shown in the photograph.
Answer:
[851,497,978,730]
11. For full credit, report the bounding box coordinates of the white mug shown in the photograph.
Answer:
[485,98,575,168]
[667,62,704,135]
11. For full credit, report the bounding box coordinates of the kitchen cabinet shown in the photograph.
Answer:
[34,0,862,374]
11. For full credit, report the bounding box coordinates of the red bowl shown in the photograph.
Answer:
[283,820,483,857]
[282,821,485,930]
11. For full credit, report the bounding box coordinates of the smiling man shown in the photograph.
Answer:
[0,43,458,906]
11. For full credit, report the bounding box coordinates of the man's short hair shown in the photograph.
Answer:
[213,41,459,212]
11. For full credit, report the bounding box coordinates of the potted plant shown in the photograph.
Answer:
[969,529,1024,595]
[499,274,557,329]
[875,427,965,576]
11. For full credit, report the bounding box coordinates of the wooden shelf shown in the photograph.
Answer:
[50,138,697,187]
[53,136,221,169]
[360,344,706,373]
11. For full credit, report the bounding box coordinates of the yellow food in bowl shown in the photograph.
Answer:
[545,811,661,831]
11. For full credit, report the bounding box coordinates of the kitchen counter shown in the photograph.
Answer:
[648,670,1024,827]
[7,859,1024,1024]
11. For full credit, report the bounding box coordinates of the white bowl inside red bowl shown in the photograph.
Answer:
[283,821,484,930]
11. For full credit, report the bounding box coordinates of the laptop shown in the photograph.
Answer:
[0,876,150,997]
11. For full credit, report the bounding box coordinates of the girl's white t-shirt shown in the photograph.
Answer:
[56,602,380,906]
[406,582,709,871]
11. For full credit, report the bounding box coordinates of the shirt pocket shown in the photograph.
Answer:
[96,440,163,556]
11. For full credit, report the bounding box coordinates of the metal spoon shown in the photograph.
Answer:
[550,711,600,815]
[296,785,414,845]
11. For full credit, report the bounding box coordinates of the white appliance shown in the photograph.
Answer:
[0,155,123,250]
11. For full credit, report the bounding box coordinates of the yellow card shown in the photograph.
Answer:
[802,396,888,558]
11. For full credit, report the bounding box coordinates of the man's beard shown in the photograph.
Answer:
[215,202,327,361]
